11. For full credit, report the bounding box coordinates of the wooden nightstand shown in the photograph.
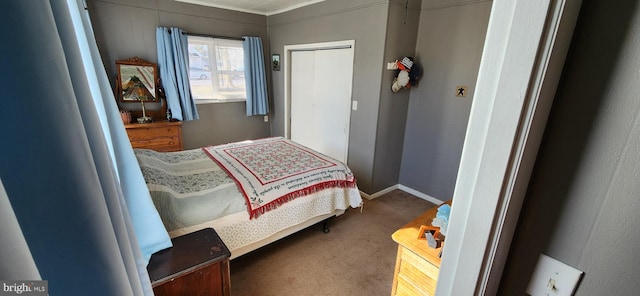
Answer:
[125,121,183,152]
[391,201,451,296]
[147,228,231,296]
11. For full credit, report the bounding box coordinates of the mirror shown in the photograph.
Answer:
[116,57,159,103]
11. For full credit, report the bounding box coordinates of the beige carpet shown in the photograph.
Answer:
[229,190,436,296]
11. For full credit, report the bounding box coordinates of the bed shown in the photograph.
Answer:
[134,136,363,259]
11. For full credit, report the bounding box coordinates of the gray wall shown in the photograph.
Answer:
[87,0,270,149]
[88,0,486,196]
[500,0,640,294]
[268,0,392,193]
[399,0,491,200]
[371,1,422,192]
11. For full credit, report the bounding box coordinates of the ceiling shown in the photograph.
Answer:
[175,0,325,16]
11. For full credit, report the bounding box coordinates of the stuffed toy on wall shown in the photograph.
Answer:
[391,56,422,93]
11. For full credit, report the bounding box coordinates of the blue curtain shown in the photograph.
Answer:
[156,27,199,121]
[0,180,40,280]
[243,36,270,116]
[0,1,172,295]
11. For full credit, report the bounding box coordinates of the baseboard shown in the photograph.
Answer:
[361,184,444,205]
[360,185,399,200]
[397,185,444,205]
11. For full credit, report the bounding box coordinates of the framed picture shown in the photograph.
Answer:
[115,57,159,103]
[272,54,280,71]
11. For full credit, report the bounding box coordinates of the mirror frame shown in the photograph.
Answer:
[115,57,159,103]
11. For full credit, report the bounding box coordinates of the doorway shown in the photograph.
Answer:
[284,40,355,163]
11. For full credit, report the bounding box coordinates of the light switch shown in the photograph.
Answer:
[352,101,358,111]
[526,254,583,296]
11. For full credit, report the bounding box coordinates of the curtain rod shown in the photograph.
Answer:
[182,31,245,41]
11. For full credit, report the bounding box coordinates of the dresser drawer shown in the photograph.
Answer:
[130,137,181,152]
[127,125,180,141]
[125,121,183,152]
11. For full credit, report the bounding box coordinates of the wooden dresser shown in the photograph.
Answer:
[391,201,450,296]
[124,121,183,152]
[147,228,231,296]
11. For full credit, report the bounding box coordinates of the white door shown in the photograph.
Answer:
[289,45,354,163]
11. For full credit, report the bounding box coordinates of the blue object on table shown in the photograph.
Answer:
[431,204,451,236]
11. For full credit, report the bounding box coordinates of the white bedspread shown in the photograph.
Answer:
[170,186,362,257]
[134,144,363,258]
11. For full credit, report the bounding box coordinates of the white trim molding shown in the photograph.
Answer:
[397,185,444,205]
[359,184,444,205]
[435,0,583,295]
[359,186,398,200]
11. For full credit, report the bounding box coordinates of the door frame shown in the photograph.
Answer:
[283,40,356,159]
[288,46,354,163]
[436,0,583,295]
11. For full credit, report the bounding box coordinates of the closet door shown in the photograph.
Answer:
[290,47,353,163]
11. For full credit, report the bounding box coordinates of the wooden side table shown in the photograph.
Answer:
[147,228,231,296]
[391,201,451,296]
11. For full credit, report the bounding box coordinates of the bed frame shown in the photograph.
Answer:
[229,209,344,259]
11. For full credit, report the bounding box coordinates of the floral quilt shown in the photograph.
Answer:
[202,137,357,219]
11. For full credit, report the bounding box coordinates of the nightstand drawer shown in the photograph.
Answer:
[148,228,231,296]
[395,247,438,295]
[152,263,225,296]
[391,201,450,296]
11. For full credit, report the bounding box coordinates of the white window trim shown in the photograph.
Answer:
[187,36,246,103]
[194,98,246,104]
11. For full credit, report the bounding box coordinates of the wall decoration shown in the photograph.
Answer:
[272,54,280,71]
[391,56,422,93]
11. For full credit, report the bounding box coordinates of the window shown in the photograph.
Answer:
[187,36,246,103]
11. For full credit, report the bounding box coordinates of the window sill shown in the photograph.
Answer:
[195,98,246,104]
